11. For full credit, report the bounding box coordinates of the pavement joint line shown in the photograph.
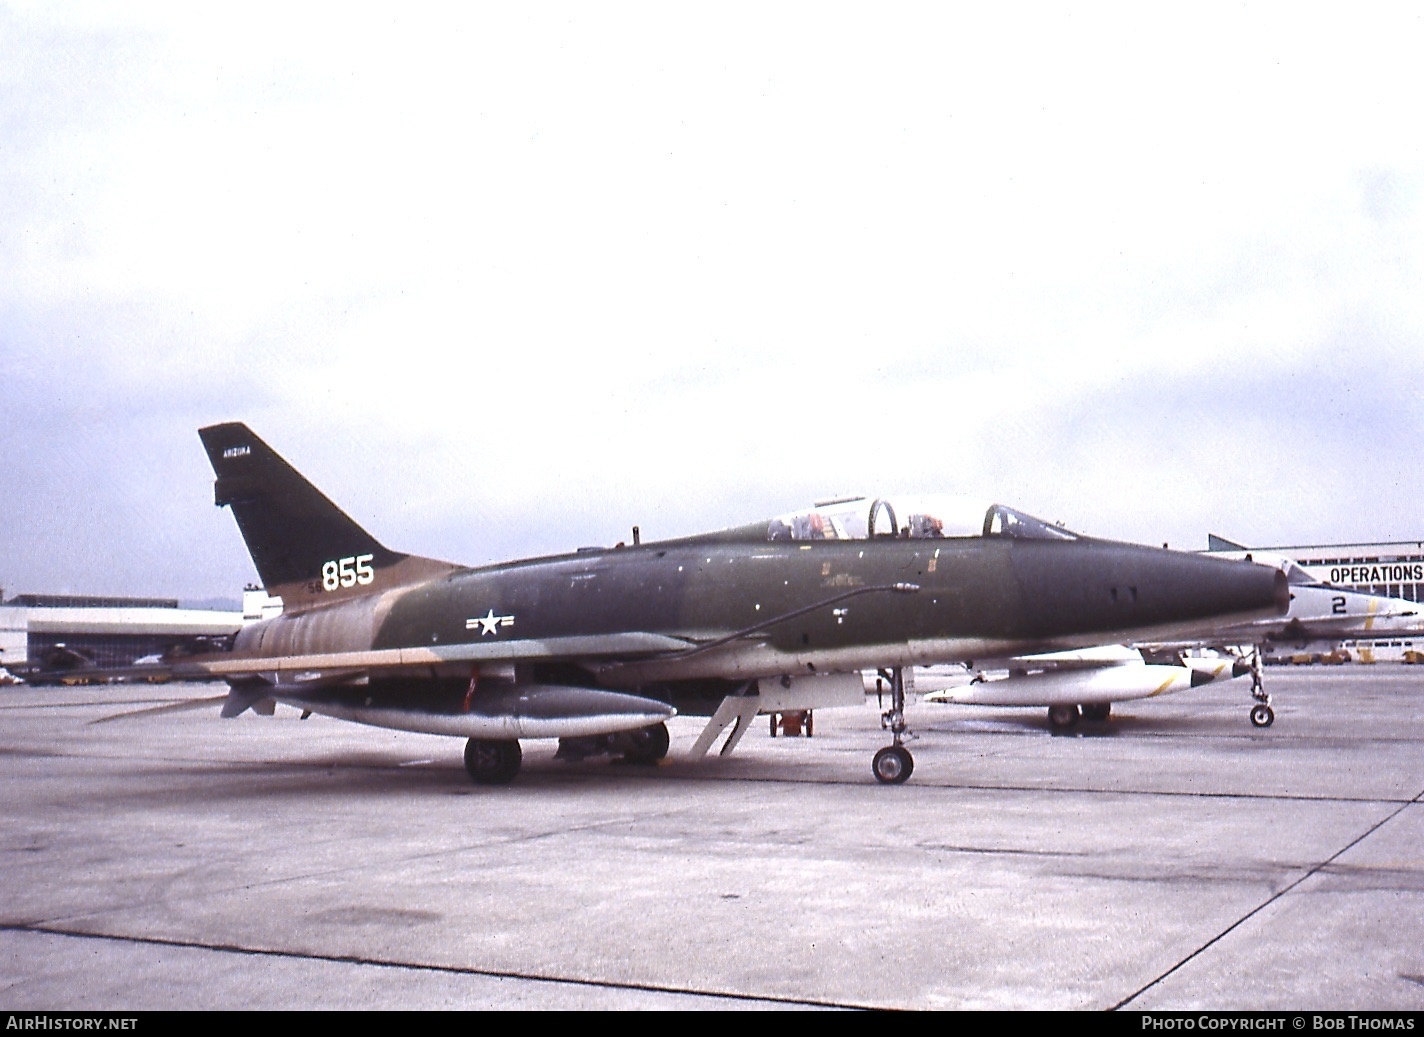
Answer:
[0,923,864,1011]
[587,769,1424,805]
[1109,787,1424,1011]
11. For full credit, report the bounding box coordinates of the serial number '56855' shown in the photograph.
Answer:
[322,554,375,591]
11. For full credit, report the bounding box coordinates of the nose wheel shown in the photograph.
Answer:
[1246,647,1274,727]
[873,745,914,784]
[873,666,915,784]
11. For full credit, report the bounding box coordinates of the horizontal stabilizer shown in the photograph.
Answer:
[90,694,229,725]
[221,683,276,718]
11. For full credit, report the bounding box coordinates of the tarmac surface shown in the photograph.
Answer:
[1,668,1422,1011]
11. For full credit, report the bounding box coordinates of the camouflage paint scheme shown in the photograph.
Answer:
[179,423,1287,783]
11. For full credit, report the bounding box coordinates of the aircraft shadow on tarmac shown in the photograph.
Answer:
[71,745,773,808]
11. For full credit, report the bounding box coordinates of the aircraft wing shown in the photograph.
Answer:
[1140,600,1421,652]
[166,630,698,679]
[981,644,1144,670]
[938,643,1166,675]
[21,631,699,688]
[1218,612,1420,647]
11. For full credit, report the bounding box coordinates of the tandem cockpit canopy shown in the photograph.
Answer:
[764,495,1080,543]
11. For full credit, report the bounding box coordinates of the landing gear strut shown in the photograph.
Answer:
[464,738,522,784]
[872,666,914,784]
[1247,647,1274,728]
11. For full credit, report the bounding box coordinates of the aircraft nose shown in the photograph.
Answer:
[1010,540,1292,639]
[1272,567,1291,615]
[1188,552,1290,620]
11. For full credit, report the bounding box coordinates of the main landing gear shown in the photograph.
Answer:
[1247,648,1274,728]
[464,720,669,786]
[555,722,672,766]
[872,666,914,784]
[618,721,672,764]
[463,722,673,785]
[464,738,522,785]
[1048,702,1111,731]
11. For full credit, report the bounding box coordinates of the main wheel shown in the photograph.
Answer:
[464,738,522,784]
[1048,704,1080,731]
[1250,703,1275,728]
[622,721,671,764]
[1081,703,1111,722]
[872,745,914,784]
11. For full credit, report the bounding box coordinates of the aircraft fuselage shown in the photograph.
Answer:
[235,534,1286,695]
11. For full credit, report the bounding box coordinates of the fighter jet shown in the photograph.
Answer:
[925,546,1418,730]
[131,427,1286,785]
[1202,546,1420,649]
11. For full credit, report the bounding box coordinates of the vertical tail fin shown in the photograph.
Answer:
[199,423,455,610]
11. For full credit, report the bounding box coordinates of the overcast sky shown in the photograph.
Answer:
[3,3,1423,601]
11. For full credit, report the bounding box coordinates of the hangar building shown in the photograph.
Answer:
[0,592,258,682]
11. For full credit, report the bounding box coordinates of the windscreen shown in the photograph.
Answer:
[982,504,1079,541]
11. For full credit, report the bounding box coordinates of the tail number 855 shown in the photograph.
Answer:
[322,554,375,591]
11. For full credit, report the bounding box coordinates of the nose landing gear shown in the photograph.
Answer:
[872,666,915,784]
[1247,648,1274,727]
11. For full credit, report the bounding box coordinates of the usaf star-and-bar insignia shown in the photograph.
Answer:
[466,609,516,636]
